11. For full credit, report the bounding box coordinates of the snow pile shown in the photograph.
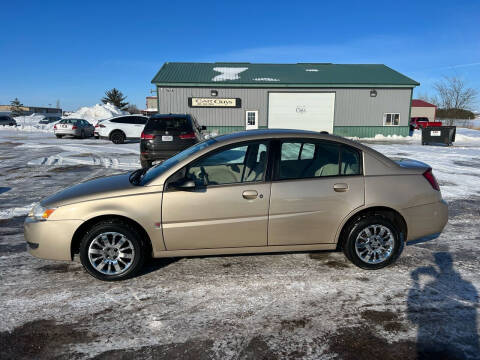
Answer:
[66,103,127,124]
[14,114,46,127]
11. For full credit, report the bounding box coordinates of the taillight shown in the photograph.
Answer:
[423,168,440,191]
[72,126,78,130]
[179,132,196,139]
[53,125,57,129]
[141,132,155,140]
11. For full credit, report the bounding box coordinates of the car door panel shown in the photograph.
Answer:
[162,183,271,250]
[268,176,364,245]
[162,140,271,250]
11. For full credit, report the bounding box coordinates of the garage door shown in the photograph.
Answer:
[268,92,335,133]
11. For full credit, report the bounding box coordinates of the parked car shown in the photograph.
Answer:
[140,114,206,168]
[53,118,95,139]
[95,115,148,144]
[410,117,442,130]
[39,116,62,124]
[25,129,448,281]
[0,115,17,126]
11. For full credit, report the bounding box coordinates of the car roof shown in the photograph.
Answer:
[106,114,147,120]
[214,128,359,147]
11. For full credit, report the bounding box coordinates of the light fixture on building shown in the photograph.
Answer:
[370,89,377,97]
[211,90,218,97]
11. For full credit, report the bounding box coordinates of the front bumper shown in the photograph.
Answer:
[403,200,448,242]
[24,218,83,261]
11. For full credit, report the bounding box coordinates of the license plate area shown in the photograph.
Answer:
[162,135,173,141]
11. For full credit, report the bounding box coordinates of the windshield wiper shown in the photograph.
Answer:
[129,168,148,185]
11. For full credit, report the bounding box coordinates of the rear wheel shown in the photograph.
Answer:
[140,159,152,168]
[56,134,63,138]
[79,220,146,281]
[343,215,403,270]
[110,131,125,144]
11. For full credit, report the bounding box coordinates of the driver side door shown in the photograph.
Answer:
[161,141,271,250]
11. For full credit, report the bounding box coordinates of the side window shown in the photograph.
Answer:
[277,140,340,180]
[186,142,268,186]
[340,146,361,175]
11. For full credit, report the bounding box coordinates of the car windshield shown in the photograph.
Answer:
[138,138,218,185]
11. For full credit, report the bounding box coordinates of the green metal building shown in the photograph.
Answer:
[151,62,419,137]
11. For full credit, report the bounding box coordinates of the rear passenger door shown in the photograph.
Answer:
[268,139,365,245]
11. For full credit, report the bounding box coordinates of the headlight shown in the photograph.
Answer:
[28,203,56,221]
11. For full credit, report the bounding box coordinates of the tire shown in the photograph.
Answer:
[56,134,63,138]
[140,159,152,168]
[79,220,146,281]
[343,214,404,270]
[110,131,125,144]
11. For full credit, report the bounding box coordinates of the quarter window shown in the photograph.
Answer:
[186,142,268,186]
[276,140,362,180]
[384,113,400,126]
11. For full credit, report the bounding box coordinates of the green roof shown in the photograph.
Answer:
[151,62,419,88]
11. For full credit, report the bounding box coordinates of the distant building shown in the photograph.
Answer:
[142,96,158,115]
[0,104,62,119]
[411,99,437,121]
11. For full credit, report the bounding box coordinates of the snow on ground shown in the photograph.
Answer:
[0,127,479,359]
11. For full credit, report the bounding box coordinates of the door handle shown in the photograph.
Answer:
[242,190,258,200]
[333,183,349,192]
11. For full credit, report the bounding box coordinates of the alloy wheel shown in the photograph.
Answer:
[354,224,395,264]
[88,232,135,275]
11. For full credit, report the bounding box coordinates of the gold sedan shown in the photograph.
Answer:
[25,129,448,281]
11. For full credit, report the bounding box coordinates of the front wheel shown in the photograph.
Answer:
[343,215,403,270]
[79,220,146,281]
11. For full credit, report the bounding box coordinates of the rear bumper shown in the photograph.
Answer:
[141,150,180,161]
[54,129,80,136]
[403,200,448,242]
[24,217,83,261]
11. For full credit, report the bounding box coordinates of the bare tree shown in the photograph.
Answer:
[433,76,477,110]
[417,92,439,107]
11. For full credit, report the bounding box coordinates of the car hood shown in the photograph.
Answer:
[41,172,161,208]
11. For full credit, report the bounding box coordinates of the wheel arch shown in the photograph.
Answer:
[109,129,126,140]
[336,206,408,251]
[71,214,152,260]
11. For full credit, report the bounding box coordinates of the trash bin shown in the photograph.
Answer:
[421,126,456,146]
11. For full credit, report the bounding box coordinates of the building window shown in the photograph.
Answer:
[383,113,400,126]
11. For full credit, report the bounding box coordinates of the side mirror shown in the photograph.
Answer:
[201,125,207,131]
[172,178,196,190]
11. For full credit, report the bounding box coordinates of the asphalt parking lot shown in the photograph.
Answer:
[0,131,479,359]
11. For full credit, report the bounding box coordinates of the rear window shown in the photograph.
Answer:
[145,117,191,132]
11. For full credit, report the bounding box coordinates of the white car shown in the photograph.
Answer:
[95,115,148,144]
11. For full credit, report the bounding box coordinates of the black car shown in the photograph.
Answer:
[0,115,17,126]
[140,114,206,168]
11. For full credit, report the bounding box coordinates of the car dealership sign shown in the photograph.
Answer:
[188,97,241,108]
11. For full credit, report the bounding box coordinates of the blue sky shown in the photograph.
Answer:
[1,0,479,110]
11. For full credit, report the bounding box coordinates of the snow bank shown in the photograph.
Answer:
[65,103,127,124]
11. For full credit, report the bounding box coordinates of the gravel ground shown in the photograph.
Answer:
[0,131,479,359]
